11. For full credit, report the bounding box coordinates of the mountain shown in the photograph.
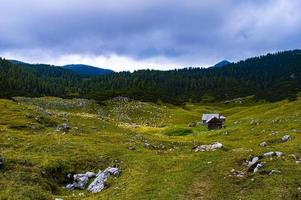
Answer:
[63,64,114,76]
[9,60,30,65]
[213,60,231,67]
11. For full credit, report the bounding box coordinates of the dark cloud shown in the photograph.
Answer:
[0,0,301,69]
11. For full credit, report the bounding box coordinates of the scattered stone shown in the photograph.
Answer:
[127,146,136,151]
[270,131,279,136]
[260,142,267,147]
[229,169,246,177]
[282,135,291,142]
[223,131,229,135]
[56,123,70,133]
[144,142,153,149]
[268,170,281,175]
[263,151,283,157]
[131,123,138,128]
[87,167,120,193]
[0,155,4,169]
[194,142,223,152]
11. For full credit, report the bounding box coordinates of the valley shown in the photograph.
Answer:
[0,97,301,199]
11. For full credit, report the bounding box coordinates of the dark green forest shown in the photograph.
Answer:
[0,50,300,104]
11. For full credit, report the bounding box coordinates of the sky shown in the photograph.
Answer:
[0,0,301,71]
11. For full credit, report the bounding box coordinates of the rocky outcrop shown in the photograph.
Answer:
[65,167,120,194]
[87,167,120,193]
[65,172,96,190]
[194,142,223,152]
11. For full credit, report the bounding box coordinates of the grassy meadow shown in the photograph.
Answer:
[0,97,301,200]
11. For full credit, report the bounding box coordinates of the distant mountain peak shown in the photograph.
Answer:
[62,64,114,76]
[213,60,231,68]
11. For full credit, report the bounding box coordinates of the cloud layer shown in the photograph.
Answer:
[1,0,301,71]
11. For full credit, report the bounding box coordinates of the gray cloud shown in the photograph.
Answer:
[0,0,301,69]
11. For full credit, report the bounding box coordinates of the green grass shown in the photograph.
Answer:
[0,97,301,199]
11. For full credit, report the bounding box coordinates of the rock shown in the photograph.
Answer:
[211,142,223,149]
[0,155,4,169]
[262,151,283,157]
[260,142,267,147]
[85,172,96,178]
[56,123,70,133]
[131,123,138,128]
[144,142,153,149]
[87,167,120,193]
[247,157,260,167]
[65,172,95,190]
[253,163,264,173]
[269,170,281,175]
[229,169,246,177]
[55,198,63,200]
[275,151,284,157]
[194,142,223,152]
[127,146,136,151]
[282,135,290,142]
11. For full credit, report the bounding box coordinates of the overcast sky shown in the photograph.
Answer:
[1,0,301,71]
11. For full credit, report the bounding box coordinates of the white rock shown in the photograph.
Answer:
[263,152,275,157]
[282,135,290,142]
[194,142,223,152]
[260,142,267,147]
[247,157,259,167]
[87,167,120,193]
[85,172,96,178]
[65,173,90,190]
[262,151,283,157]
[275,151,284,157]
[253,163,264,173]
[211,142,223,149]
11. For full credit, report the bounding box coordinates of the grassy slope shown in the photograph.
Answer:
[0,97,301,200]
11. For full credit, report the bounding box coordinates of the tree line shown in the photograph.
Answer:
[0,50,300,104]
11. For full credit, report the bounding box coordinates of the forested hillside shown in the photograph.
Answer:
[0,50,301,104]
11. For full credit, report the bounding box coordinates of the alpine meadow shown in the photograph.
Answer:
[1,0,301,200]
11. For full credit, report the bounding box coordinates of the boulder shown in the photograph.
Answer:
[87,167,120,193]
[65,171,95,190]
[282,135,290,142]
